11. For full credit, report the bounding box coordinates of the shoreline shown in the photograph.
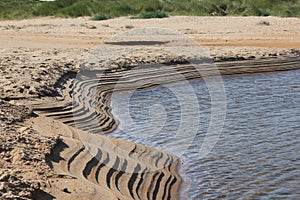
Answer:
[23,52,300,200]
[0,16,300,199]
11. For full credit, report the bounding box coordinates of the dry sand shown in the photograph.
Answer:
[0,16,299,199]
[1,16,300,49]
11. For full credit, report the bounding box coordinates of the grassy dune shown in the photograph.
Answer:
[1,0,300,20]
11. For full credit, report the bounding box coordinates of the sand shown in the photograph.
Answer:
[0,16,299,199]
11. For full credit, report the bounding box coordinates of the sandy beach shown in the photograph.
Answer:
[0,16,299,199]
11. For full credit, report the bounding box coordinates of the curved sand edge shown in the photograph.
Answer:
[33,52,300,133]
[27,52,299,199]
[26,115,182,200]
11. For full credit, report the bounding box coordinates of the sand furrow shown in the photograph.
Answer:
[32,55,299,134]
[28,109,181,200]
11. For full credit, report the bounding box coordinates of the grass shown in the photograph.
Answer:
[0,0,300,20]
[258,20,270,26]
[91,15,111,21]
[132,11,169,19]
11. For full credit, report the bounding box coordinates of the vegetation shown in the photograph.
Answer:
[91,15,111,21]
[258,20,271,25]
[132,11,169,19]
[0,0,300,20]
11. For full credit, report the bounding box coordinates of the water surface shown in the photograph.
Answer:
[110,69,300,199]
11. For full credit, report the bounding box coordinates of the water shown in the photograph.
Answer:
[110,69,300,199]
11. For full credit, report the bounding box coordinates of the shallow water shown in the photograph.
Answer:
[110,69,300,199]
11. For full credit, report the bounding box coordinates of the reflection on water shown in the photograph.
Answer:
[110,69,300,199]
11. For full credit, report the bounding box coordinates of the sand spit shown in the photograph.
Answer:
[0,16,299,199]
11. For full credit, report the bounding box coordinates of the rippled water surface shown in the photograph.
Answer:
[110,69,300,199]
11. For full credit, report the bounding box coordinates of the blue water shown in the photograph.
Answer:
[110,69,300,199]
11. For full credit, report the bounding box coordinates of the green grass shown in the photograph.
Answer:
[91,15,111,21]
[258,20,270,26]
[0,0,300,20]
[132,11,169,19]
